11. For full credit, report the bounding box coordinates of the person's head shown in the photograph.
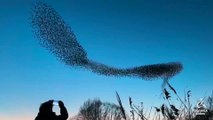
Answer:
[39,100,53,113]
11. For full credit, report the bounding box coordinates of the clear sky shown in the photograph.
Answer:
[0,0,213,119]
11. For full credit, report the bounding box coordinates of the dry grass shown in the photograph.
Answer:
[72,86,213,120]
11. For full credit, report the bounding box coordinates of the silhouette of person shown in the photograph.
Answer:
[35,100,68,120]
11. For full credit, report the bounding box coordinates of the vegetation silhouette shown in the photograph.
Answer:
[72,90,213,120]
[78,98,128,120]
[31,2,183,87]
[35,100,68,120]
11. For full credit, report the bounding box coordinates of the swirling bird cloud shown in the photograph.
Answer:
[31,2,183,83]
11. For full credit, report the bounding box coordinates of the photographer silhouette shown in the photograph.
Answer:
[35,100,68,120]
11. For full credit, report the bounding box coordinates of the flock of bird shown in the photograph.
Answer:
[31,2,183,87]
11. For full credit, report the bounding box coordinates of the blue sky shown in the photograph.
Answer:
[0,0,213,119]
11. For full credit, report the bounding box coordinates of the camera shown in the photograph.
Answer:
[53,100,59,106]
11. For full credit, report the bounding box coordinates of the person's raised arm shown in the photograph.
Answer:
[57,101,68,120]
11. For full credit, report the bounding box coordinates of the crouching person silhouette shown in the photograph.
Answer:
[35,100,68,120]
